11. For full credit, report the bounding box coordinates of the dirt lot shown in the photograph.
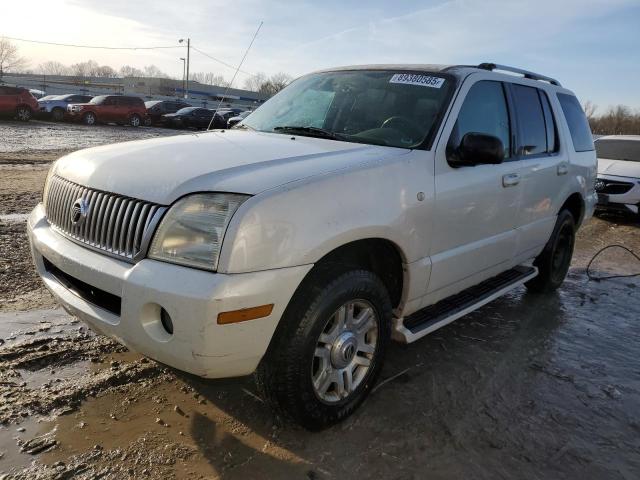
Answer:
[1,121,639,479]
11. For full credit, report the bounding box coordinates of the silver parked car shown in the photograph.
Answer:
[595,135,640,218]
[38,94,93,121]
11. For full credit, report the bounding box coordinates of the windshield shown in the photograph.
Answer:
[243,70,452,148]
[145,101,161,108]
[595,139,640,162]
[89,95,108,104]
[40,95,59,101]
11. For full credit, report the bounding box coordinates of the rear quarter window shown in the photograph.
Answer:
[557,93,594,152]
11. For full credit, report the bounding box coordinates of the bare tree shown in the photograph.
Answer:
[191,72,229,87]
[143,65,168,78]
[95,65,117,78]
[243,72,267,92]
[120,65,144,77]
[0,38,28,76]
[589,105,640,135]
[258,72,293,96]
[583,100,598,120]
[38,61,70,76]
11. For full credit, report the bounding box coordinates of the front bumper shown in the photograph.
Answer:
[595,174,640,215]
[27,204,312,378]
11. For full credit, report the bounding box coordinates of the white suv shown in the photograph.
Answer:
[28,63,597,429]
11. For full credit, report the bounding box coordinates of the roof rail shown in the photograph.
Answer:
[477,63,561,86]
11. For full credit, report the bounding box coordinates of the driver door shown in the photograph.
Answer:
[428,78,526,300]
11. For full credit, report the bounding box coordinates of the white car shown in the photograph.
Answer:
[594,135,640,217]
[28,63,597,429]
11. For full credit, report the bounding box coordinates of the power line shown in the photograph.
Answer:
[190,46,256,77]
[2,36,182,51]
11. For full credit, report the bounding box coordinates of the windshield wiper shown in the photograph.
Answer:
[273,126,344,140]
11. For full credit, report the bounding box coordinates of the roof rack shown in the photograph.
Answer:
[477,63,561,86]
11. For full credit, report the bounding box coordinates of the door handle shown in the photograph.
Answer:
[557,163,569,175]
[502,173,520,187]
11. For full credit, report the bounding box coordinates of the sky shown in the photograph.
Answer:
[1,0,639,110]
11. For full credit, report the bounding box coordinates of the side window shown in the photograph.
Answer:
[539,91,558,153]
[448,81,511,159]
[103,97,115,106]
[557,93,594,152]
[511,84,547,156]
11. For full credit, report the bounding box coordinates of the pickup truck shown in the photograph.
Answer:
[28,63,597,429]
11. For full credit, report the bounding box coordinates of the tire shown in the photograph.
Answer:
[51,108,65,122]
[129,114,141,127]
[525,209,576,293]
[16,106,32,122]
[255,267,391,430]
[144,116,152,127]
[83,112,96,126]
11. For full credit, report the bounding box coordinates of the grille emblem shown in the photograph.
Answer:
[594,180,605,192]
[71,198,89,226]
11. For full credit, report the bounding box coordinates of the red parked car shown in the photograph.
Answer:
[67,95,147,127]
[0,86,39,121]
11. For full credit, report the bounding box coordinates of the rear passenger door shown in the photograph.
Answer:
[507,83,565,259]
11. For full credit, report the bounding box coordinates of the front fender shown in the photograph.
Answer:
[218,150,434,274]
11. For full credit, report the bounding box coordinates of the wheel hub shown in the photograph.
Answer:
[330,332,358,369]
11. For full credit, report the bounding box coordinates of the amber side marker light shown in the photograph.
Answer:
[217,304,274,325]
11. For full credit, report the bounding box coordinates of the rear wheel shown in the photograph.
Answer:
[255,268,391,430]
[144,116,152,127]
[82,112,96,126]
[129,114,141,127]
[526,209,576,293]
[16,106,32,122]
[51,107,65,122]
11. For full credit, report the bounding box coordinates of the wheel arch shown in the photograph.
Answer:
[559,192,585,226]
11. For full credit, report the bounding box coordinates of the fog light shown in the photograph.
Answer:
[160,308,174,335]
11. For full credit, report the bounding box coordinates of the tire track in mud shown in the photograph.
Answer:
[0,315,164,425]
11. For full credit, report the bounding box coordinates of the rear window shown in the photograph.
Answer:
[0,86,21,95]
[595,139,640,162]
[557,93,594,152]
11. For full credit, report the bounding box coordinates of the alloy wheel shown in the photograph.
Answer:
[312,300,378,403]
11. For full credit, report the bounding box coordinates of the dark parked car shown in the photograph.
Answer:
[144,100,191,126]
[39,94,94,121]
[162,107,215,129]
[210,108,245,129]
[67,95,147,126]
[0,86,39,121]
[227,110,252,128]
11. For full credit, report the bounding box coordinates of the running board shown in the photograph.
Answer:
[393,266,538,343]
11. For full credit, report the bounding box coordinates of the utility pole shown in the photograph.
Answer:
[186,38,190,99]
[180,57,186,97]
[179,38,190,99]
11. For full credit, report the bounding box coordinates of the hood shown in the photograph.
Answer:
[54,130,407,204]
[598,158,640,178]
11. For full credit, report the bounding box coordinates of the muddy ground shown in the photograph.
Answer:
[1,120,639,479]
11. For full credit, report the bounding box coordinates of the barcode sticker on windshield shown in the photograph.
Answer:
[389,74,445,88]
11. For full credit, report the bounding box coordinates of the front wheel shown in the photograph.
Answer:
[255,268,391,430]
[16,106,32,122]
[526,209,576,293]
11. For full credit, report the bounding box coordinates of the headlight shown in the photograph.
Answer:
[148,193,249,271]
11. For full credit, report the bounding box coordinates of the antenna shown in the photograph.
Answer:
[207,21,263,131]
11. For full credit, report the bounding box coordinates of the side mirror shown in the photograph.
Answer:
[450,133,505,167]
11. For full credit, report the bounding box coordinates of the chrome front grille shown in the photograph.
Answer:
[44,175,166,261]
